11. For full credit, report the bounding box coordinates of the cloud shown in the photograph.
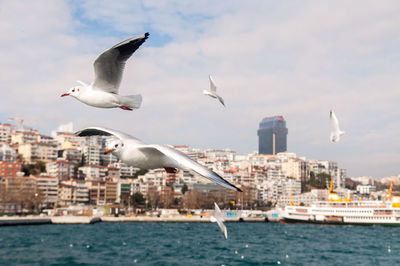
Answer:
[0,0,399,177]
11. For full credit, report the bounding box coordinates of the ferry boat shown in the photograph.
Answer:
[280,182,400,225]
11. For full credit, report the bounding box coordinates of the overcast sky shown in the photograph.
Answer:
[1,0,399,178]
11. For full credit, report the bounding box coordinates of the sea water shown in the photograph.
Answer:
[0,222,399,265]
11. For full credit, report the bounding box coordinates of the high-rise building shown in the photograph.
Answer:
[257,116,288,155]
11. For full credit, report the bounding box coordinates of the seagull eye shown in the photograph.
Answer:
[72,89,75,92]
[114,144,118,148]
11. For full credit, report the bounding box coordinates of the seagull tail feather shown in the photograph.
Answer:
[122,94,142,109]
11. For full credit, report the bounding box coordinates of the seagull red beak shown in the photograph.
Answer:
[104,149,114,154]
[61,93,69,97]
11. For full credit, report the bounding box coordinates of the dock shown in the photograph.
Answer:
[0,215,267,226]
[0,217,51,226]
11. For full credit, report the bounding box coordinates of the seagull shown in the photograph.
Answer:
[330,109,345,142]
[61,33,149,111]
[203,75,225,106]
[74,126,242,192]
[210,202,228,239]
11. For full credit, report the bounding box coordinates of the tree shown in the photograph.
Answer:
[22,161,46,176]
[181,183,188,195]
[132,192,145,206]
[134,169,149,178]
[147,188,161,210]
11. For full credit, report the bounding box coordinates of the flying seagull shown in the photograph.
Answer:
[203,75,225,106]
[330,109,345,142]
[61,33,149,111]
[74,126,242,192]
[210,202,228,239]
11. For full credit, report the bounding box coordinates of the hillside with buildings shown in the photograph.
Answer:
[0,121,395,214]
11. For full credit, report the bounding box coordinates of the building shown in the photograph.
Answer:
[0,175,37,201]
[11,130,40,144]
[78,165,107,180]
[18,142,58,164]
[82,146,102,166]
[0,161,22,177]
[357,185,376,195]
[58,180,89,206]
[32,175,58,207]
[257,116,288,155]
[0,123,13,143]
[0,143,17,162]
[46,160,76,181]
[105,181,118,204]
[87,180,106,205]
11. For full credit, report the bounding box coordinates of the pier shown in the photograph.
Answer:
[0,215,267,226]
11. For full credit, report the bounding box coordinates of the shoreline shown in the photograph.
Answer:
[0,215,268,226]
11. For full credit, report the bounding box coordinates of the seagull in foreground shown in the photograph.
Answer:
[61,33,149,111]
[74,126,242,192]
[203,75,225,106]
[330,109,345,142]
[210,202,228,239]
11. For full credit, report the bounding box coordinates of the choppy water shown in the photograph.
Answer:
[0,222,399,265]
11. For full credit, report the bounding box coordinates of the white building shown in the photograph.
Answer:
[0,123,13,143]
[357,185,376,195]
[32,174,59,207]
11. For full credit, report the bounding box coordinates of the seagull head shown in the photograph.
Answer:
[104,139,124,155]
[61,86,82,98]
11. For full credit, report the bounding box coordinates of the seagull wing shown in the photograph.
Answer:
[330,110,340,133]
[217,95,225,107]
[214,202,228,239]
[209,75,217,93]
[93,33,149,93]
[74,126,144,144]
[140,144,242,192]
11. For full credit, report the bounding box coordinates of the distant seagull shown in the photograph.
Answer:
[75,127,242,192]
[203,75,225,106]
[210,202,228,239]
[330,110,345,142]
[61,33,149,111]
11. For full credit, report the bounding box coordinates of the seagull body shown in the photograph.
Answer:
[210,202,228,239]
[74,126,242,192]
[61,33,149,111]
[330,110,345,142]
[203,75,225,106]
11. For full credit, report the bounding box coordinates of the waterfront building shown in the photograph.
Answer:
[105,181,118,204]
[257,116,288,155]
[32,175,58,207]
[58,180,89,206]
[0,175,37,199]
[86,180,106,205]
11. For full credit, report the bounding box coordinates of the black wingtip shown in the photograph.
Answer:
[144,32,150,38]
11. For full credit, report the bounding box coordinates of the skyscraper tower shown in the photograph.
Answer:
[257,116,288,155]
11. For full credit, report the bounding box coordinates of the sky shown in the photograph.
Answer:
[0,0,399,178]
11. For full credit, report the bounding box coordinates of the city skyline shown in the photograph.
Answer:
[1,1,400,178]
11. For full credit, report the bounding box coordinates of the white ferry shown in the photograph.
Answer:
[281,183,400,226]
